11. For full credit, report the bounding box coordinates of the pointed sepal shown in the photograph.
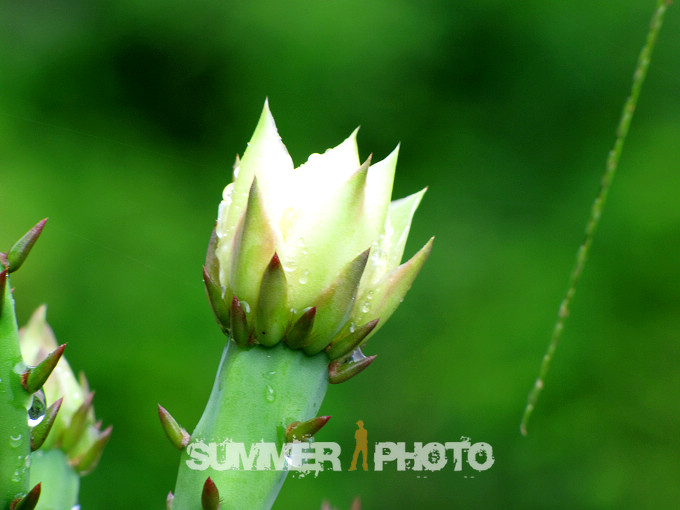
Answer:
[222,100,293,244]
[9,483,41,510]
[328,350,377,384]
[79,370,91,395]
[6,218,48,273]
[71,424,112,475]
[353,237,433,343]
[201,477,221,510]
[303,249,370,355]
[203,266,230,336]
[285,415,331,442]
[230,178,277,309]
[21,343,67,394]
[286,157,370,312]
[60,390,95,452]
[31,397,63,451]
[285,306,316,349]
[326,319,379,360]
[255,253,288,346]
[158,404,191,450]
[230,296,250,346]
[205,226,220,283]
[167,492,175,510]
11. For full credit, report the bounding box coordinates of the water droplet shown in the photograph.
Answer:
[241,301,251,313]
[11,470,21,483]
[361,302,371,314]
[10,434,22,448]
[296,237,305,247]
[349,322,356,333]
[299,271,309,285]
[27,390,47,427]
[28,415,45,427]
[350,348,367,363]
[264,370,277,380]
[284,260,297,272]
[265,384,276,402]
[222,183,234,204]
[284,446,301,470]
[367,290,374,300]
[71,506,81,510]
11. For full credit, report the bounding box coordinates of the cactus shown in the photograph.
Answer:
[1,220,51,508]
[1,221,111,510]
[164,102,433,509]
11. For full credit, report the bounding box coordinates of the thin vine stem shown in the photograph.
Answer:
[521,0,671,435]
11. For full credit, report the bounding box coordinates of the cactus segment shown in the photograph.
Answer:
[172,342,328,509]
[0,273,32,507]
[0,269,7,316]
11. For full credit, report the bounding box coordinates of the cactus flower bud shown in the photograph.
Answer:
[173,103,433,509]
[208,100,433,358]
[19,306,111,475]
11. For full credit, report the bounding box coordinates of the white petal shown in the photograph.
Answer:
[281,163,371,313]
[295,128,361,184]
[361,187,427,291]
[362,145,399,245]
[216,101,293,287]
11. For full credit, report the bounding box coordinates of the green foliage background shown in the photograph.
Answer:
[1,0,679,508]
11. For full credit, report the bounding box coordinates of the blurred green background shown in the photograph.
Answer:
[1,0,679,508]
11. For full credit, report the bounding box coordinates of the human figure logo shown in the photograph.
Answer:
[349,420,368,471]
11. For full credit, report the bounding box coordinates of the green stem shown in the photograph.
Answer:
[29,450,80,510]
[521,0,671,435]
[172,342,329,510]
[0,276,32,508]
